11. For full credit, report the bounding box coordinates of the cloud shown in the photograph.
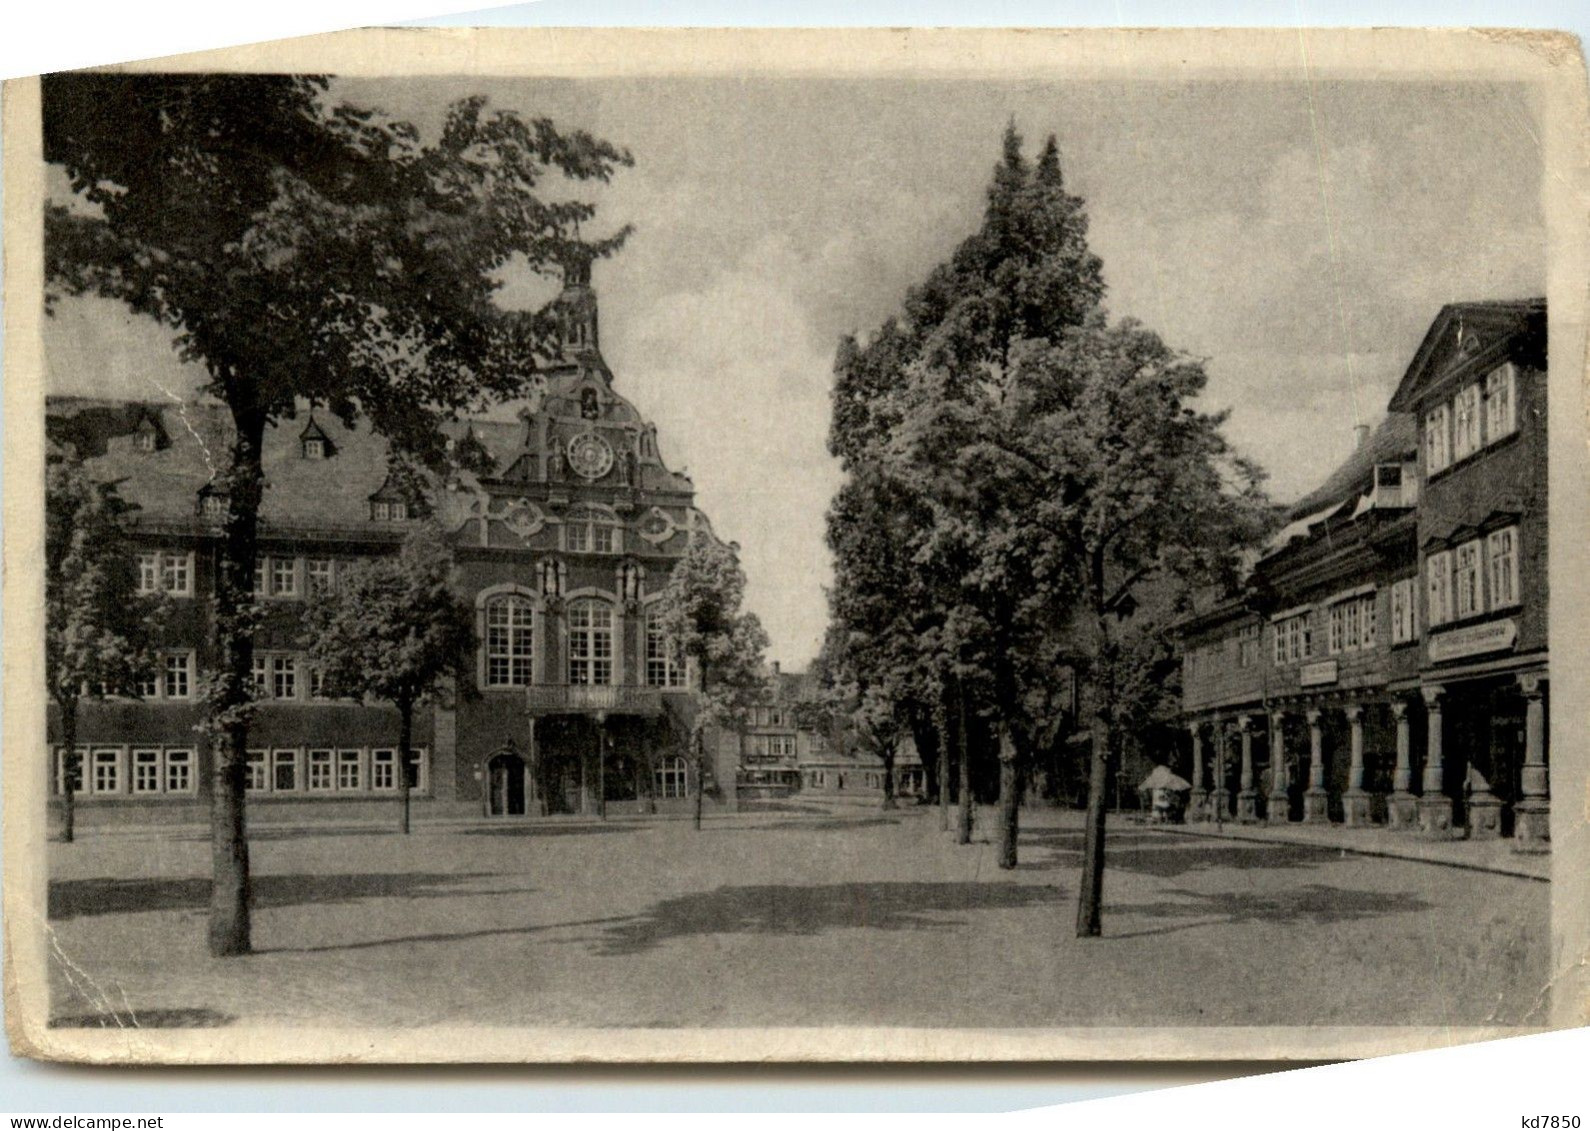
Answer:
[607,232,849,668]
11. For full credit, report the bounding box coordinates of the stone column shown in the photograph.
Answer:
[1342,704,1372,826]
[1387,697,1419,830]
[1418,684,1453,837]
[1267,712,1291,824]
[1188,723,1209,822]
[1233,716,1257,823]
[1302,708,1330,823]
[1210,719,1231,822]
[1514,674,1550,852]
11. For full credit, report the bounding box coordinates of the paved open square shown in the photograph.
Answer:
[47,804,1548,1030]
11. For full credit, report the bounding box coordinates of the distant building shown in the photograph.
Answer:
[48,264,745,826]
[1175,299,1549,850]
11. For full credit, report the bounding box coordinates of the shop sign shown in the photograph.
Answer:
[1428,618,1517,663]
[1299,659,1338,687]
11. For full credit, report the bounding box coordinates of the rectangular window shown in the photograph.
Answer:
[1237,624,1259,668]
[57,748,86,794]
[645,618,684,688]
[164,652,192,699]
[134,671,160,699]
[405,748,426,791]
[390,501,408,521]
[132,749,161,793]
[271,557,298,598]
[245,750,268,792]
[308,749,335,791]
[165,749,193,794]
[1453,383,1482,460]
[272,656,297,701]
[160,552,192,596]
[1391,578,1417,644]
[1427,551,1454,627]
[307,559,335,596]
[309,667,329,701]
[254,559,269,596]
[337,749,363,791]
[372,748,396,791]
[1454,539,1484,619]
[201,494,227,519]
[1328,605,1345,655]
[1486,363,1517,442]
[655,757,689,799]
[272,749,299,792]
[591,525,615,554]
[1425,403,1451,474]
[566,523,589,553]
[372,501,390,522]
[92,748,121,794]
[138,552,160,595]
[1488,526,1520,608]
[251,656,269,697]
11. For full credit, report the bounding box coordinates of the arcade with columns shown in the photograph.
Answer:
[1181,670,1549,850]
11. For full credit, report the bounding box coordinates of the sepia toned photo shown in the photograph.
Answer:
[4,27,1588,1064]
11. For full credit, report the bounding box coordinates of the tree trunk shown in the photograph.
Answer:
[208,407,265,958]
[880,741,898,811]
[692,725,705,831]
[58,698,78,844]
[397,698,414,836]
[956,691,973,845]
[997,739,1019,870]
[936,686,951,832]
[1076,710,1111,937]
[596,721,607,821]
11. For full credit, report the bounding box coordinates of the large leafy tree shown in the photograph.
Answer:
[304,524,476,835]
[651,534,769,830]
[44,73,632,955]
[829,123,1102,863]
[45,451,163,844]
[997,323,1272,934]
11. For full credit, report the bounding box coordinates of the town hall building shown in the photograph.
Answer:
[47,262,743,827]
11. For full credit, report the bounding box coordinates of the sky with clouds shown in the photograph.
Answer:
[44,73,1545,669]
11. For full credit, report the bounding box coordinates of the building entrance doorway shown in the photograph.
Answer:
[488,752,528,816]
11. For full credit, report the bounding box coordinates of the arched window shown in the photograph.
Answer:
[655,755,688,799]
[644,613,685,688]
[484,595,534,687]
[567,598,614,685]
[565,504,621,555]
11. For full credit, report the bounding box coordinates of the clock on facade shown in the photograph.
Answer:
[566,431,615,480]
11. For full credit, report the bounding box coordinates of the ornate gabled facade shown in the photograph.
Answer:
[1174,298,1549,852]
[46,267,741,826]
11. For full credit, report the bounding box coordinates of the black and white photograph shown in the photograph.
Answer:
[5,27,1588,1063]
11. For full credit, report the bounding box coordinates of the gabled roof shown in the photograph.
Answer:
[1387,298,1545,413]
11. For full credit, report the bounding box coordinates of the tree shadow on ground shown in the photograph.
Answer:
[165,826,414,843]
[1021,829,1337,880]
[760,816,906,832]
[47,872,508,921]
[590,881,1063,957]
[1107,882,1430,939]
[456,823,639,838]
[50,1007,234,1028]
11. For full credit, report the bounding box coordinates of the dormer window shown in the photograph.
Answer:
[371,500,409,522]
[133,430,157,453]
[198,487,229,520]
[299,417,334,460]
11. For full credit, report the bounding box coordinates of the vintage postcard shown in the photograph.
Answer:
[4,27,1588,1064]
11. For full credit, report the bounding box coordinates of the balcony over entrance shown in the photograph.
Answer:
[524,684,665,716]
